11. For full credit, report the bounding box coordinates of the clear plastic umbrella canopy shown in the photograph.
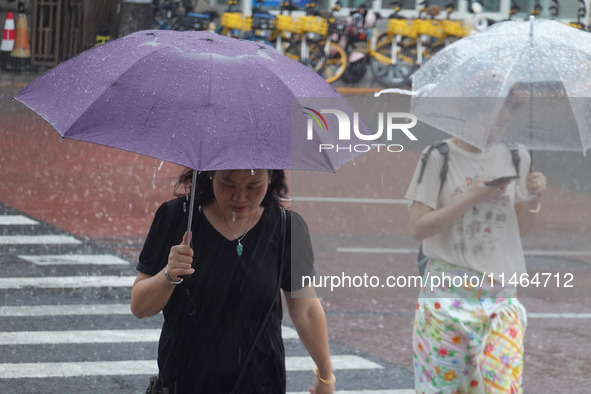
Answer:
[410,19,591,153]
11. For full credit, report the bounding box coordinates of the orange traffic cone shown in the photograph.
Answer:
[4,12,31,71]
[0,12,15,69]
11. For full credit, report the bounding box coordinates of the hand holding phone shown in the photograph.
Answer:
[485,175,520,187]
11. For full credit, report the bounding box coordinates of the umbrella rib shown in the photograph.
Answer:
[237,60,266,170]
[480,50,522,140]
[199,52,214,171]
[537,42,587,152]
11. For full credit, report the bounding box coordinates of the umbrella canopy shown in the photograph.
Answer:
[15,30,370,172]
[410,19,591,153]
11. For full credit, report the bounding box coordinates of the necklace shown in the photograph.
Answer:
[217,203,259,257]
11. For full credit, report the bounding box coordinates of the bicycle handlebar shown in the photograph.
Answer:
[530,0,542,16]
[418,0,428,18]
[548,0,558,18]
[331,0,342,12]
[224,0,240,13]
[510,0,520,14]
[578,0,587,19]
[279,1,297,14]
[445,2,455,19]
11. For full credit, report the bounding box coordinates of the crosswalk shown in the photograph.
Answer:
[0,208,414,392]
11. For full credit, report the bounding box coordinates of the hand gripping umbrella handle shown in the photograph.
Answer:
[181,170,198,279]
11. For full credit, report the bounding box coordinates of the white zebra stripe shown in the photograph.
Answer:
[18,254,130,266]
[0,304,132,316]
[289,391,414,394]
[292,196,407,204]
[0,235,81,245]
[0,215,39,225]
[1,304,588,320]
[337,247,591,257]
[0,276,135,289]
[0,327,299,345]
[0,355,382,379]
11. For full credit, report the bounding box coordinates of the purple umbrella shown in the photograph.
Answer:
[15,30,372,240]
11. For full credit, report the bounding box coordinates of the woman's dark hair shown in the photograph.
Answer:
[174,169,288,207]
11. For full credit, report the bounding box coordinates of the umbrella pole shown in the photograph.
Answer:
[528,15,535,170]
[529,87,534,169]
[186,169,198,246]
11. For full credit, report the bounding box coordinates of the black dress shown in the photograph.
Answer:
[137,198,314,393]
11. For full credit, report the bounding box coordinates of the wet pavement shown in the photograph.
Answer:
[1,67,591,392]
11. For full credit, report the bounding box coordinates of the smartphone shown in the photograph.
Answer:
[485,175,520,187]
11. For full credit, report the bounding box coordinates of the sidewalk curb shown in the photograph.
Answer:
[335,87,384,95]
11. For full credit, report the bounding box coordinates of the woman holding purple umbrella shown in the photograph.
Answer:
[405,91,547,393]
[131,169,335,394]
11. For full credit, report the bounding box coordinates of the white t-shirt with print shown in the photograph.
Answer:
[405,139,532,278]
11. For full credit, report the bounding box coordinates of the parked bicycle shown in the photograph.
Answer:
[567,0,587,30]
[369,0,446,88]
[183,10,219,32]
[284,2,331,76]
[153,0,218,31]
[244,0,277,46]
[331,3,378,84]
[153,0,194,30]
[218,0,250,38]
[506,0,520,20]
[218,0,277,45]
[272,0,303,54]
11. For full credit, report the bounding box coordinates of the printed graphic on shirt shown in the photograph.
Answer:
[450,176,510,257]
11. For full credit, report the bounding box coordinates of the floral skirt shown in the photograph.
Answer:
[413,259,526,394]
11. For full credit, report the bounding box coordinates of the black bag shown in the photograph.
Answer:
[146,375,168,394]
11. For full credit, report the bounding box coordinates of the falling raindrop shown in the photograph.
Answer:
[152,160,164,189]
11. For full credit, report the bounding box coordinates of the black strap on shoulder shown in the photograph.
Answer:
[510,148,520,175]
[417,141,449,194]
[418,142,519,192]
[232,206,286,393]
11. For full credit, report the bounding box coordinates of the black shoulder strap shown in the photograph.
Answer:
[418,142,519,193]
[232,206,286,393]
[510,148,520,175]
[417,141,449,194]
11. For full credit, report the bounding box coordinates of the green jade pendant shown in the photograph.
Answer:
[236,241,244,257]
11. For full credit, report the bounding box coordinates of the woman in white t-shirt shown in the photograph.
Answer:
[405,136,546,393]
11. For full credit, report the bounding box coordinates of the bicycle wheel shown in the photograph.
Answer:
[285,40,326,74]
[422,41,446,65]
[317,40,347,84]
[340,57,367,84]
[269,32,292,54]
[369,39,416,88]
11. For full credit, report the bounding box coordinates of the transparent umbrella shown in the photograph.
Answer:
[409,18,591,154]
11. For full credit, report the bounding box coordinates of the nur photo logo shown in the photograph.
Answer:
[303,107,418,153]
